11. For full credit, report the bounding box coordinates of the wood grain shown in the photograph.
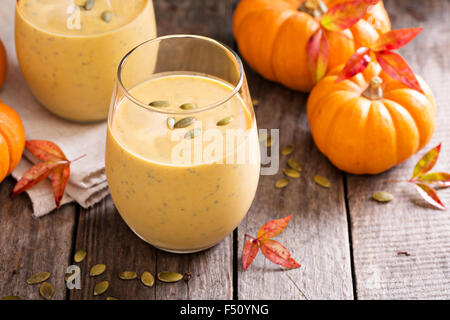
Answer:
[348,0,450,299]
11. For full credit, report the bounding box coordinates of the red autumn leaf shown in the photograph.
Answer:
[12,162,65,197]
[260,239,301,269]
[335,46,371,82]
[51,163,71,208]
[411,143,441,179]
[307,28,329,83]
[414,183,446,211]
[26,140,68,162]
[321,0,380,32]
[257,215,292,240]
[370,28,423,52]
[242,239,259,271]
[417,172,450,188]
[375,51,423,93]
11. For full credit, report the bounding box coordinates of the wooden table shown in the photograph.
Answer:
[1,0,450,300]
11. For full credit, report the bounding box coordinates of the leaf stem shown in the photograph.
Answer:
[244,234,256,240]
[70,154,87,163]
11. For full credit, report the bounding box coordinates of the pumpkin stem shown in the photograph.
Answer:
[362,77,384,100]
[298,0,328,18]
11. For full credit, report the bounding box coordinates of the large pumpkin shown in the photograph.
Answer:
[233,0,391,92]
[0,38,7,88]
[307,62,436,175]
[0,100,26,182]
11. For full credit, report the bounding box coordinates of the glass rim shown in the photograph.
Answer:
[116,34,245,115]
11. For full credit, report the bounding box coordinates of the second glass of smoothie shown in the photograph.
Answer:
[15,0,157,122]
[106,35,260,253]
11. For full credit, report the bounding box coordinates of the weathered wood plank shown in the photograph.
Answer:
[0,177,77,300]
[348,0,450,299]
[237,68,354,299]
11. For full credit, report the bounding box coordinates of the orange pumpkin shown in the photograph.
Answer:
[0,38,7,88]
[233,0,391,92]
[307,62,436,174]
[0,100,26,183]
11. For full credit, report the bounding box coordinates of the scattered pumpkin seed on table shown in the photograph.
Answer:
[26,271,50,285]
[141,271,155,287]
[39,282,54,300]
[157,271,183,283]
[283,168,300,179]
[287,158,302,172]
[314,175,331,188]
[90,264,106,277]
[74,249,87,263]
[106,297,119,300]
[372,191,394,203]
[94,281,109,296]
[1,296,21,300]
[281,145,294,156]
[119,271,137,280]
[275,178,289,189]
[149,100,170,108]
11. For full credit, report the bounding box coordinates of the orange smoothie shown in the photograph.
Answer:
[15,0,157,122]
[106,74,260,252]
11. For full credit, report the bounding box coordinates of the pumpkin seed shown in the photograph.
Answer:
[216,116,234,126]
[157,271,183,283]
[83,0,95,10]
[283,168,300,179]
[1,296,21,300]
[179,103,197,110]
[314,175,331,188]
[141,271,155,287]
[287,158,302,172]
[26,272,50,285]
[101,11,113,23]
[281,145,294,156]
[275,178,289,189]
[119,271,137,280]
[252,98,259,106]
[74,249,87,263]
[94,281,109,296]
[372,191,394,203]
[149,100,170,108]
[167,117,175,130]
[175,117,195,128]
[106,297,119,300]
[90,264,106,277]
[265,135,272,147]
[39,282,54,300]
[184,128,201,139]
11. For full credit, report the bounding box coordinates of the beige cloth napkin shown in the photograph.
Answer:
[1,2,109,217]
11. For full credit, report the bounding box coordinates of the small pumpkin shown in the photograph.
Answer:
[307,62,436,174]
[0,38,7,88]
[0,100,26,182]
[233,0,391,92]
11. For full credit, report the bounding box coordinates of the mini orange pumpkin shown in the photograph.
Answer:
[0,38,7,88]
[307,62,436,174]
[0,100,26,182]
[233,0,391,92]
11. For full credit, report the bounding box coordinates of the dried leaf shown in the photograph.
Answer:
[242,239,259,271]
[51,163,70,208]
[321,0,380,32]
[259,239,301,269]
[26,140,67,162]
[375,51,423,93]
[256,215,292,240]
[370,28,423,52]
[414,183,446,210]
[411,143,441,179]
[12,162,65,197]
[335,47,371,82]
[417,172,450,188]
[307,28,329,83]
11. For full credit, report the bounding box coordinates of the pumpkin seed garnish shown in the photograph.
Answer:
[82,0,95,10]
[314,175,331,188]
[179,103,197,110]
[106,297,119,300]
[281,145,294,156]
[167,117,175,130]
[283,168,300,179]
[184,128,201,139]
[372,191,394,203]
[287,158,302,172]
[265,135,272,147]
[141,271,155,287]
[157,271,183,283]
[26,272,50,285]
[149,100,170,108]
[174,117,195,129]
[74,249,87,263]
[101,11,113,23]
[1,296,21,300]
[39,282,54,300]
[90,264,106,277]
[275,178,289,189]
[216,116,234,127]
[94,281,109,296]
[119,271,137,280]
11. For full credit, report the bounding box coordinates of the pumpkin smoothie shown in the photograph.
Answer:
[15,0,156,122]
[106,74,260,252]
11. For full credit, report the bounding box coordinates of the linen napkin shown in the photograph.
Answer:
[1,2,109,217]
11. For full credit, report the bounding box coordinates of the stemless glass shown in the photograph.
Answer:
[106,35,260,253]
